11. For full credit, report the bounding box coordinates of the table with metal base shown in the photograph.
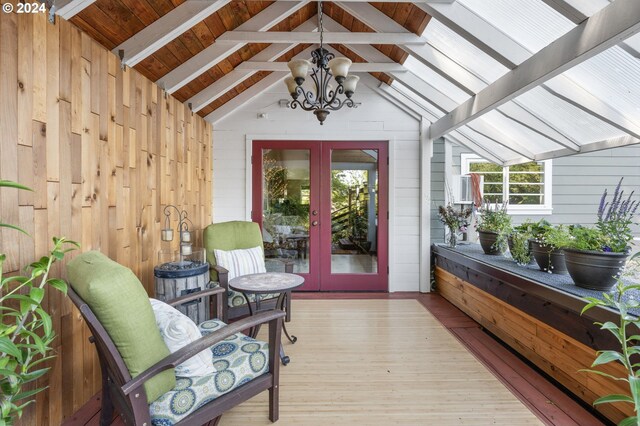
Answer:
[229,272,304,365]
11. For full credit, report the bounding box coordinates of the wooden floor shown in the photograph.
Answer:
[63,294,606,426]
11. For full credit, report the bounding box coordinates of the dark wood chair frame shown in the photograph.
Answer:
[214,262,294,323]
[69,286,285,426]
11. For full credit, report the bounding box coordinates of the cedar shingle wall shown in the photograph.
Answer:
[0,10,212,424]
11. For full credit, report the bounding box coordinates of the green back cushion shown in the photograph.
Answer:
[203,221,264,281]
[67,251,175,403]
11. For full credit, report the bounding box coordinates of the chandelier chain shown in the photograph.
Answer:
[318,0,324,49]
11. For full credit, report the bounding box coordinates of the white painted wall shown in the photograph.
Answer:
[212,76,422,292]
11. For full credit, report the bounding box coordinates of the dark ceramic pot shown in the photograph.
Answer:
[564,248,629,291]
[478,230,502,255]
[530,240,568,274]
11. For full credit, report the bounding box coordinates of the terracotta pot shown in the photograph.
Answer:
[564,248,629,291]
[530,240,568,274]
[478,230,503,255]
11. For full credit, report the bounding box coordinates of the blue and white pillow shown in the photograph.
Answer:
[149,299,216,377]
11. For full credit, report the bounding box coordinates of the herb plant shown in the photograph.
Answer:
[0,180,78,423]
[509,231,532,266]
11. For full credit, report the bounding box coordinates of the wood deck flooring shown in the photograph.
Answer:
[63,293,607,426]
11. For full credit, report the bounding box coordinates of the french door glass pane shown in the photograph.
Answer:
[262,149,310,273]
[330,150,378,274]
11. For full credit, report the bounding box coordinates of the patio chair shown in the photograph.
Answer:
[67,251,284,426]
[204,221,294,323]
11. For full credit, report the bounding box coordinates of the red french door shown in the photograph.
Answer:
[252,140,388,292]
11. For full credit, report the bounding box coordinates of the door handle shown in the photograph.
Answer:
[312,221,319,226]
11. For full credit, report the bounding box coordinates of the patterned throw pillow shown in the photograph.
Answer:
[213,246,267,280]
[149,299,216,377]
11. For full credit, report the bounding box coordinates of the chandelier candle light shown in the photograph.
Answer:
[284,0,359,125]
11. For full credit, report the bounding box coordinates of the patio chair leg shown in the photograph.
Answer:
[269,385,279,422]
[99,388,114,426]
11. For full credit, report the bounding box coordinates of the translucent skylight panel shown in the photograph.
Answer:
[563,0,612,17]
[403,56,471,105]
[624,32,640,55]
[457,0,575,53]
[480,110,564,154]
[562,46,640,118]
[449,129,517,164]
[390,81,446,120]
[515,87,626,143]
[421,19,508,84]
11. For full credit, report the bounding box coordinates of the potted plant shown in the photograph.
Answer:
[437,204,473,248]
[0,180,78,423]
[508,222,534,266]
[564,179,638,291]
[581,253,640,425]
[476,200,512,255]
[530,224,571,274]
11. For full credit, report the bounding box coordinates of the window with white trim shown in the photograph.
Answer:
[461,154,552,215]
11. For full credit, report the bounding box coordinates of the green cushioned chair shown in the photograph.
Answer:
[204,221,294,323]
[67,251,285,426]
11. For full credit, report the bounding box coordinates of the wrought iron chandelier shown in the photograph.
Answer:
[284,0,359,125]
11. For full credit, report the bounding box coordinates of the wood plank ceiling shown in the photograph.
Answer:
[69,0,430,119]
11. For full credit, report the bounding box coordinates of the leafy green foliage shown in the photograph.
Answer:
[509,231,532,266]
[0,181,78,423]
[537,224,572,250]
[581,252,640,426]
[477,200,512,252]
[567,226,611,252]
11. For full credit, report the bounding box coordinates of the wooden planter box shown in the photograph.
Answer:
[433,244,632,424]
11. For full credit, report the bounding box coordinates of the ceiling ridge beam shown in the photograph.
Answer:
[429,0,640,140]
[413,1,530,68]
[237,62,407,72]
[114,0,231,68]
[205,46,316,124]
[215,31,427,45]
[188,17,318,113]
[336,1,485,95]
[157,0,311,94]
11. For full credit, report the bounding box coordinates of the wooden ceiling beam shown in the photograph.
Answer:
[54,0,96,19]
[188,17,318,113]
[114,0,231,67]
[446,132,507,165]
[205,46,317,124]
[216,31,427,45]
[157,0,311,94]
[429,0,640,140]
[336,1,485,95]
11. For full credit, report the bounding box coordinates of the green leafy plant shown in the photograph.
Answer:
[581,252,640,426]
[537,224,572,250]
[509,231,532,266]
[567,226,611,252]
[477,200,512,252]
[0,180,78,423]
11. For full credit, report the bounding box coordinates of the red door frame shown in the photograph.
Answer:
[320,141,388,291]
[252,140,388,292]
[252,141,321,291]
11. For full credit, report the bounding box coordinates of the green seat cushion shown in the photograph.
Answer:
[67,251,175,403]
[149,319,269,425]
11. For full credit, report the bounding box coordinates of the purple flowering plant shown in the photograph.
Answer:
[596,178,639,253]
